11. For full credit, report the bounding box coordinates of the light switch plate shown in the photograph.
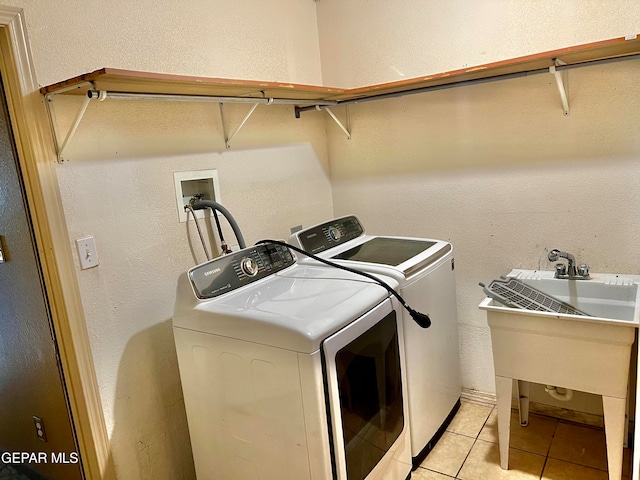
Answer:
[76,236,99,270]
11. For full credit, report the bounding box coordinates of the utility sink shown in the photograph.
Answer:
[503,269,640,324]
[479,269,640,480]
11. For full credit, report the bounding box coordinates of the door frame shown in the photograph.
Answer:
[0,7,113,479]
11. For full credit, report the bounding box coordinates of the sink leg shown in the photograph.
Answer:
[602,395,626,480]
[516,380,530,427]
[495,375,513,470]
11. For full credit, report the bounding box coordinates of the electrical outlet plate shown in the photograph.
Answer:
[33,416,47,442]
[76,236,99,270]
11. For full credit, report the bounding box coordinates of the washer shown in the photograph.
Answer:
[173,242,412,480]
[290,215,461,466]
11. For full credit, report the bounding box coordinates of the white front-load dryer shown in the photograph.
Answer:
[290,216,462,467]
[172,242,412,480]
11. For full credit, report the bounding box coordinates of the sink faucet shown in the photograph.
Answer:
[548,249,590,279]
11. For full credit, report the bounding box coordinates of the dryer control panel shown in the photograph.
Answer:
[188,243,295,299]
[295,215,364,253]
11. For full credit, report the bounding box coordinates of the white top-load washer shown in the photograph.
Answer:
[173,242,412,480]
[289,216,461,466]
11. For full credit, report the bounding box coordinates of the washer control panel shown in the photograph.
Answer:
[296,215,364,253]
[189,243,295,299]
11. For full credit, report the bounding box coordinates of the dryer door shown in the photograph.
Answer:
[322,299,411,480]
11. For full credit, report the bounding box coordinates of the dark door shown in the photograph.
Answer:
[0,75,83,479]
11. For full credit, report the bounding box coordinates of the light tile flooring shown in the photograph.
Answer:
[413,400,633,480]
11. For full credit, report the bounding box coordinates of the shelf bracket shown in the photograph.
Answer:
[44,82,99,163]
[319,105,351,139]
[219,101,264,149]
[550,59,569,116]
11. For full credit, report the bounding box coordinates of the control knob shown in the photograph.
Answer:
[328,226,342,242]
[240,257,259,277]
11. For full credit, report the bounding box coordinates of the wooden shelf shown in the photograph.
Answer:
[41,34,640,161]
[41,34,640,104]
[331,34,640,102]
[40,68,347,101]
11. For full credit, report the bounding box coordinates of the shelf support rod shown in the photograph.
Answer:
[550,59,569,116]
[87,89,336,106]
[56,94,93,162]
[219,103,228,147]
[219,101,264,149]
[44,82,97,163]
[320,105,351,139]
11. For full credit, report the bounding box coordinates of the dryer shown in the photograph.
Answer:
[172,242,412,480]
[290,216,461,467]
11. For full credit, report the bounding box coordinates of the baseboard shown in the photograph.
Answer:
[460,388,496,406]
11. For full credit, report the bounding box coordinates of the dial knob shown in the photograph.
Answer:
[240,257,259,277]
[328,226,342,242]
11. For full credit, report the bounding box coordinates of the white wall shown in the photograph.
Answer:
[56,141,333,478]
[319,0,640,416]
[11,0,640,477]
[53,102,333,479]
[6,1,330,478]
[317,0,640,87]
[11,0,322,87]
[328,59,640,412]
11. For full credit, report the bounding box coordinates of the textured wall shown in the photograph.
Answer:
[7,0,322,87]
[10,0,329,477]
[11,1,640,477]
[328,59,640,413]
[55,135,333,479]
[316,0,640,87]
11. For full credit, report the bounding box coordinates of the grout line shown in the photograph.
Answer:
[539,455,550,479]
[454,437,476,479]
[546,419,559,458]
[422,467,457,478]
[545,457,611,473]
[454,404,495,478]
[443,399,624,479]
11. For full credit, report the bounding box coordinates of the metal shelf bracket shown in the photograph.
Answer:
[550,59,569,116]
[219,101,264,149]
[45,82,99,163]
[319,105,351,139]
[46,87,335,160]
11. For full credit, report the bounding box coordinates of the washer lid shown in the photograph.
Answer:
[331,237,437,266]
[290,216,453,279]
[173,266,398,353]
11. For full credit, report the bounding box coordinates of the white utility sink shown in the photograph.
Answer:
[479,269,640,480]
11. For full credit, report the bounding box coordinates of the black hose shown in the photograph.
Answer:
[192,200,246,249]
[212,210,225,243]
[256,239,431,328]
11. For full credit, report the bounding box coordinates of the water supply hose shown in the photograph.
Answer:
[192,200,247,250]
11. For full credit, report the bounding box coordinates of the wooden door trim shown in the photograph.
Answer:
[0,7,113,479]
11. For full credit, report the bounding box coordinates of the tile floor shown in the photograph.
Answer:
[413,400,633,480]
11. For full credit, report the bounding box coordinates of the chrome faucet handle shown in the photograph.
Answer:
[577,264,590,277]
[548,248,590,279]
